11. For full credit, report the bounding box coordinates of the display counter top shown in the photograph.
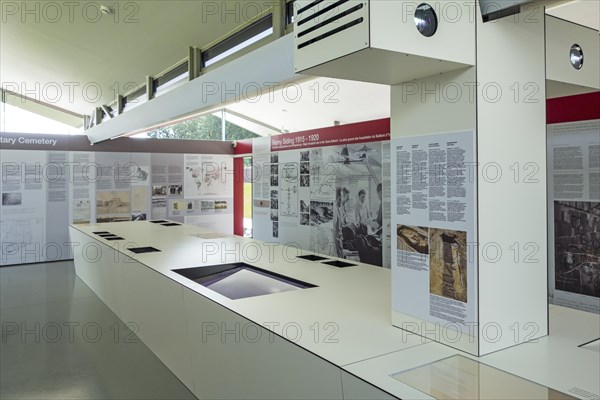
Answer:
[346,306,600,399]
[70,221,427,367]
[70,221,600,399]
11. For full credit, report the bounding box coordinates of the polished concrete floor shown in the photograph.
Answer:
[0,261,196,400]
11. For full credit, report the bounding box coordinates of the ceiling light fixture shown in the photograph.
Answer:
[100,5,113,15]
[569,44,584,70]
[414,3,438,37]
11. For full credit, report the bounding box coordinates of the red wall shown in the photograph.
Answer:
[547,92,600,124]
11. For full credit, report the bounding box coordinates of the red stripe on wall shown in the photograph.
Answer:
[271,118,391,151]
[233,157,245,237]
[547,92,600,124]
[234,138,253,155]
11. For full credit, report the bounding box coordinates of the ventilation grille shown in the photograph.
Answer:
[296,0,366,50]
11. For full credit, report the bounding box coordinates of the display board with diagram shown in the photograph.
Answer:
[0,133,233,266]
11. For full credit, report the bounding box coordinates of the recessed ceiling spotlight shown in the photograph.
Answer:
[569,44,584,70]
[414,3,438,38]
[100,5,113,15]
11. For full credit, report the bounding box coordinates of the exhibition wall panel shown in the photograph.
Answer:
[251,119,391,268]
[474,4,548,355]
[389,3,549,355]
[547,92,600,314]
[0,133,233,266]
[390,68,479,355]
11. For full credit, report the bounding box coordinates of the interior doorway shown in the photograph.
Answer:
[243,156,253,237]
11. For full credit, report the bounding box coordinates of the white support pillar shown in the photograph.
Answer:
[390,2,548,356]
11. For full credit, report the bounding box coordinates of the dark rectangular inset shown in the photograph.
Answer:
[128,246,161,254]
[161,223,181,227]
[323,260,356,268]
[93,231,111,235]
[105,237,125,241]
[173,262,316,300]
[97,233,116,237]
[149,220,168,224]
[297,18,364,50]
[297,255,330,262]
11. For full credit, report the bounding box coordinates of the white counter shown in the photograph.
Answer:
[70,221,600,400]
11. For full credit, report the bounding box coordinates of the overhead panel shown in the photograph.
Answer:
[294,1,475,85]
[546,15,600,98]
[294,0,370,73]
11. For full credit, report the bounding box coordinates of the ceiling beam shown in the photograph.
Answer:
[85,35,297,144]
[1,88,84,128]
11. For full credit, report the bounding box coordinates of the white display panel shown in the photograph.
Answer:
[0,150,47,265]
[548,119,600,314]
[253,138,389,268]
[1,144,234,266]
[391,131,477,338]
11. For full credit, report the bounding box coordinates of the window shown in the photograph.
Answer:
[0,102,83,135]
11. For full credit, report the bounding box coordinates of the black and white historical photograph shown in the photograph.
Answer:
[300,213,310,226]
[300,162,310,174]
[132,213,147,221]
[300,200,309,213]
[310,201,334,226]
[152,185,167,196]
[2,192,22,206]
[309,201,334,254]
[270,209,279,222]
[270,191,279,211]
[271,164,279,175]
[273,222,279,238]
[312,143,384,266]
[271,153,279,164]
[271,174,279,187]
[169,185,183,196]
[300,175,310,187]
[554,201,600,298]
[300,151,310,162]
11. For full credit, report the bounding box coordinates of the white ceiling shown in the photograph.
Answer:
[227,77,391,134]
[0,0,597,135]
[0,1,268,115]
[547,0,600,31]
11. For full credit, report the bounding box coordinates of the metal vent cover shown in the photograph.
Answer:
[294,0,369,73]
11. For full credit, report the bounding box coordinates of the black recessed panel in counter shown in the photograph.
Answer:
[128,246,161,254]
[173,262,317,300]
[105,237,125,241]
[93,231,111,235]
[97,233,116,237]
[161,223,182,227]
[297,255,330,262]
[323,260,356,268]
[149,220,168,224]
